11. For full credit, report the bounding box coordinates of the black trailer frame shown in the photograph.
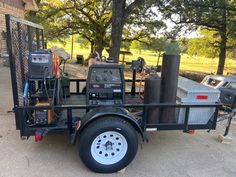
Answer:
[6,15,221,142]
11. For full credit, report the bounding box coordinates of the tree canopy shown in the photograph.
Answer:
[26,0,113,56]
[26,0,236,74]
[157,0,236,74]
[26,0,164,58]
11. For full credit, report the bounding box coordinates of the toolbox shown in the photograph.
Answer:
[177,76,220,124]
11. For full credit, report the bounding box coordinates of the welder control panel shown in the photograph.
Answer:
[86,65,125,105]
[28,50,53,79]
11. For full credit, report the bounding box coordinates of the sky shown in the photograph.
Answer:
[164,19,199,39]
[151,6,199,39]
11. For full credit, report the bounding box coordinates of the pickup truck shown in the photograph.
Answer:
[201,75,236,106]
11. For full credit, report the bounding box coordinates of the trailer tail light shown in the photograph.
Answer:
[196,95,208,100]
[187,129,195,134]
[35,133,43,142]
[76,120,81,130]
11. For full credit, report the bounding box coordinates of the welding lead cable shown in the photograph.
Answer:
[23,82,29,105]
[52,79,61,120]
[52,78,56,104]
[56,78,62,105]
[43,67,50,99]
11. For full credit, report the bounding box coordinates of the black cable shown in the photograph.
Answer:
[43,67,49,99]
[52,78,56,103]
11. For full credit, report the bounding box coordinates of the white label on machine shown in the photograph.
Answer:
[113,89,121,93]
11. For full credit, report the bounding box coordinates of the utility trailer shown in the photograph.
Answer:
[6,15,228,173]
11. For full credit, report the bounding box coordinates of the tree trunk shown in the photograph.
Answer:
[94,41,104,60]
[217,33,227,75]
[90,41,94,53]
[71,34,74,60]
[217,6,227,75]
[109,0,126,63]
[94,33,105,59]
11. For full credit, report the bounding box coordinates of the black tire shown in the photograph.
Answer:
[78,117,138,173]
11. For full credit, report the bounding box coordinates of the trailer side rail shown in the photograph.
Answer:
[15,103,220,137]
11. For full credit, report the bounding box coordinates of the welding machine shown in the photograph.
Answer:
[28,50,58,79]
[27,50,60,125]
[86,65,125,106]
[34,101,54,125]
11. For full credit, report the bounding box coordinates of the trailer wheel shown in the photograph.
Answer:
[79,117,138,173]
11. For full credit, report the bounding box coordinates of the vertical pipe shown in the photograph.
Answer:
[212,106,219,129]
[144,76,161,124]
[131,69,136,96]
[160,54,180,123]
[67,108,73,134]
[76,81,80,94]
[183,107,190,132]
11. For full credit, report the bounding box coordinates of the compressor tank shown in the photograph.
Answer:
[144,76,161,124]
[160,54,180,123]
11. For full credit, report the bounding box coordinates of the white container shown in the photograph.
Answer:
[177,76,220,125]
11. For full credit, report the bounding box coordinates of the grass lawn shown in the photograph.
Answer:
[48,41,236,75]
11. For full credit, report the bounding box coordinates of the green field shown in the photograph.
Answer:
[48,41,236,75]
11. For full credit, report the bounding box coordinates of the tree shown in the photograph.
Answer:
[131,40,144,54]
[109,0,145,62]
[27,0,164,59]
[157,0,236,74]
[122,4,166,50]
[109,0,166,62]
[187,29,219,58]
[26,0,113,57]
[178,38,189,54]
[146,37,166,54]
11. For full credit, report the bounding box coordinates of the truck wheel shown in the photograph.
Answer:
[79,117,138,173]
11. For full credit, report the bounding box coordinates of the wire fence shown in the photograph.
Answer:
[6,15,44,107]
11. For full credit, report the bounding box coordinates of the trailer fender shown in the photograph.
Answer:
[71,107,145,144]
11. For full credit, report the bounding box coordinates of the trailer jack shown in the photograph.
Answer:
[35,129,49,142]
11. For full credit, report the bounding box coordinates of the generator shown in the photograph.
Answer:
[86,65,125,106]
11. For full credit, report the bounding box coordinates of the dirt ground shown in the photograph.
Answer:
[0,66,236,177]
